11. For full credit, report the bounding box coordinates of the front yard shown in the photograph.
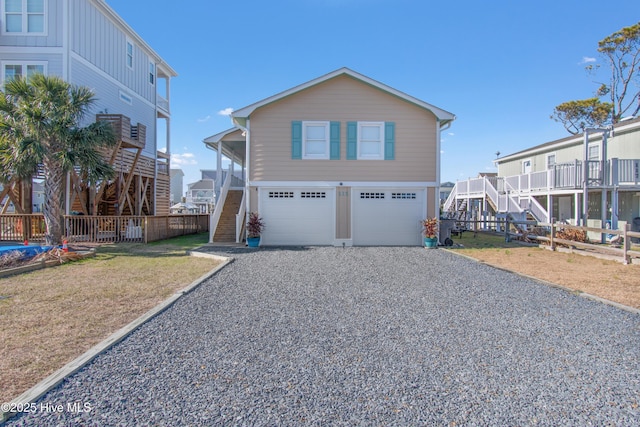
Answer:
[0,233,222,404]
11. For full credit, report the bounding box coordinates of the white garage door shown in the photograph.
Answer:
[259,188,335,246]
[352,189,425,246]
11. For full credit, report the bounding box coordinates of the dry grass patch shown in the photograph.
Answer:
[0,233,222,403]
[450,232,640,309]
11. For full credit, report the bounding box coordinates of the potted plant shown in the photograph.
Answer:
[246,212,265,247]
[422,217,439,248]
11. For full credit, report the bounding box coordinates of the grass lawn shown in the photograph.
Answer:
[0,233,222,404]
[447,231,640,311]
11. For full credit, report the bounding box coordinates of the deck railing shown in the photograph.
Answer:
[0,214,208,244]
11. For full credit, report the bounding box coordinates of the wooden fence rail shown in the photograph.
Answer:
[451,218,640,265]
[0,214,209,244]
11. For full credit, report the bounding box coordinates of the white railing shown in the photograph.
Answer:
[235,190,246,243]
[529,170,548,190]
[528,196,549,222]
[468,177,485,194]
[618,159,640,184]
[209,167,232,243]
[443,184,457,212]
[157,94,169,114]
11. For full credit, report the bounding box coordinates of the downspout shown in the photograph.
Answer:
[436,119,452,218]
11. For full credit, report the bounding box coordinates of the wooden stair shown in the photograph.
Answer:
[213,190,243,242]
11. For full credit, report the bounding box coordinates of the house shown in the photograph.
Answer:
[444,116,640,234]
[204,67,456,246]
[0,0,177,216]
[170,168,184,205]
[185,179,215,214]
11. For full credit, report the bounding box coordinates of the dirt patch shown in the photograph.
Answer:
[454,243,640,310]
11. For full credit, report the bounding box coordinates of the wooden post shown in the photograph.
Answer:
[505,218,510,242]
[623,223,630,265]
[550,218,556,251]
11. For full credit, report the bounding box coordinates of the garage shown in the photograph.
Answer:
[352,189,425,246]
[259,188,335,246]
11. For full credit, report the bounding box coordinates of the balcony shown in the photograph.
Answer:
[96,114,146,150]
[157,94,170,117]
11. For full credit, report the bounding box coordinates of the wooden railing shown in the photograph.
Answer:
[453,218,640,265]
[0,214,209,244]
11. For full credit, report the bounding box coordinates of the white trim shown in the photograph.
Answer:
[357,121,384,160]
[302,121,330,160]
[588,143,600,161]
[91,0,177,77]
[126,37,134,70]
[148,61,155,86]
[545,152,556,169]
[1,0,47,35]
[1,60,47,85]
[0,46,63,54]
[250,181,438,188]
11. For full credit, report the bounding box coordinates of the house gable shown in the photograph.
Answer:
[247,73,443,182]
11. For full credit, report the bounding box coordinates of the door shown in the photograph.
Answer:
[259,188,335,245]
[352,189,425,246]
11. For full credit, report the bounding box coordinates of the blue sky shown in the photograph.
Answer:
[107,0,639,191]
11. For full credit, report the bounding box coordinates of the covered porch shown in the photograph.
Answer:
[203,127,248,244]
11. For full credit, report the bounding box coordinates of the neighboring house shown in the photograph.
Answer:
[0,0,177,215]
[204,67,455,246]
[185,179,215,214]
[445,116,640,233]
[0,180,44,213]
[170,168,184,205]
[169,202,199,215]
[439,181,455,205]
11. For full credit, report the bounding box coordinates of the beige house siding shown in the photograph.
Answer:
[249,75,438,183]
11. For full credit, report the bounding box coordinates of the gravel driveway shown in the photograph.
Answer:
[5,247,640,426]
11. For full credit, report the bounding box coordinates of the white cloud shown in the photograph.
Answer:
[218,107,234,117]
[197,115,211,123]
[580,56,596,64]
[171,152,197,166]
[448,132,454,136]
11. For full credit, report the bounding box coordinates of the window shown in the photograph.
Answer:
[588,144,600,160]
[522,159,532,174]
[301,192,326,199]
[360,192,385,199]
[119,90,132,105]
[391,192,417,199]
[3,0,45,34]
[2,61,46,85]
[126,39,134,69]
[546,153,556,169]
[302,121,330,159]
[358,122,384,160]
[149,62,155,85]
[268,191,294,198]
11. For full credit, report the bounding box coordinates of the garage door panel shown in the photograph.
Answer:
[260,189,334,245]
[353,189,424,246]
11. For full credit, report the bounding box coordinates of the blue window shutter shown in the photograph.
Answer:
[330,121,340,160]
[291,121,302,159]
[347,121,357,160]
[384,122,395,160]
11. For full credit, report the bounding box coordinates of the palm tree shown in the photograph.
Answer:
[0,74,116,245]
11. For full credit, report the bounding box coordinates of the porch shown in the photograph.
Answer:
[445,158,640,229]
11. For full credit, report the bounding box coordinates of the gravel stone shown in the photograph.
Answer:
[4,247,640,426]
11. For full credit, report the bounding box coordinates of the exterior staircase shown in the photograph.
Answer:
[212,190,244,242]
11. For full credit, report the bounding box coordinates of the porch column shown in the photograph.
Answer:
[574,192,581,226]
[601,190,608,243]
[216,140,222,198]
[611,158,619,230]
[547,194,553,223]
